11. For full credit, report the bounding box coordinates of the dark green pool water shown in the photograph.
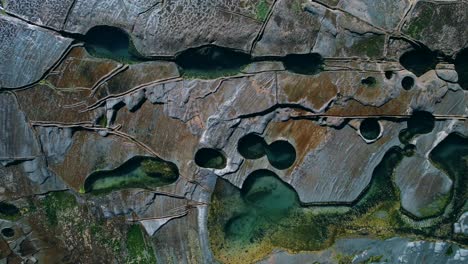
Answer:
[84,26,141,62]
[265,140,296,169]
[237,133,267,160]
[455,48,468,90]
[282,53,323,75]
[399,48,437,77]
[176,46,251,79]
[84,156,178,195]
[399,111,435,144]
[360,118,381,141]
[0,202,19,217]
[1,228,14,238]
[195,148,227,169]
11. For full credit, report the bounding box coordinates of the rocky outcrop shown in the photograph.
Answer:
[0,16,72,88]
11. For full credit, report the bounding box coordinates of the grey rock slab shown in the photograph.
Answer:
[132,0,262,56]
[0,16,72,88]
[338,0,410,31]
[395,155,452,218]
[288,121,402,203]
[454,212,468,235]
[253,0,322,56]
[0,93,41,160]
[63,0,162,34]
[3,0,75,30]
[436,69,459,83]
[37,127,74,165]
[402,1,468,56]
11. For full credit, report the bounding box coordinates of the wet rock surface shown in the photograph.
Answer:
[0,0,467,263]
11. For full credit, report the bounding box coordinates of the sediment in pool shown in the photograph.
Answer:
[83,156,179,195]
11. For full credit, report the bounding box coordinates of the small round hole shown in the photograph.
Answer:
[384,71,393,79]
[1,228,14,238]
[361,76,377,87]
[266,140,296,170]
[360,119,381,141]
[401,76,415,90]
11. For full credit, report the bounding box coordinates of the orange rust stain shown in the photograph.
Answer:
[354,83,385,102]
[116,103,199,165]
[265,119,328,171]
[47,47,118,89]
[280,73,338,109]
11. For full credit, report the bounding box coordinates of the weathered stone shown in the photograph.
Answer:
[3,0,75,30]
[0,16,72,88]
[402,2,468,56]
[253,0,322,56]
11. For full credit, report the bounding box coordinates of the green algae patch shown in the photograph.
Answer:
[350,34,385,58]
[404,7,433,39]
[126,225,157,264]
[84,156,179,195]
[208,146,416,264]
[417,192,451,219]
[255,0,270,22]
[42,191,78,226]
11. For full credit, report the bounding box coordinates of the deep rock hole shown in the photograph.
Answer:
[1,228,14,238]
[266,140,296,170]
[361,76,377,87]
[455,48,468,90]
[359,119,381,141]
[237,134,296,170]
[0,202,20,216]
[401,76,415,90]
[399,48,437,77]
[194,148,227,169]
[399,111,435,144]
[83,26,141,62]
[238,133,268,160]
